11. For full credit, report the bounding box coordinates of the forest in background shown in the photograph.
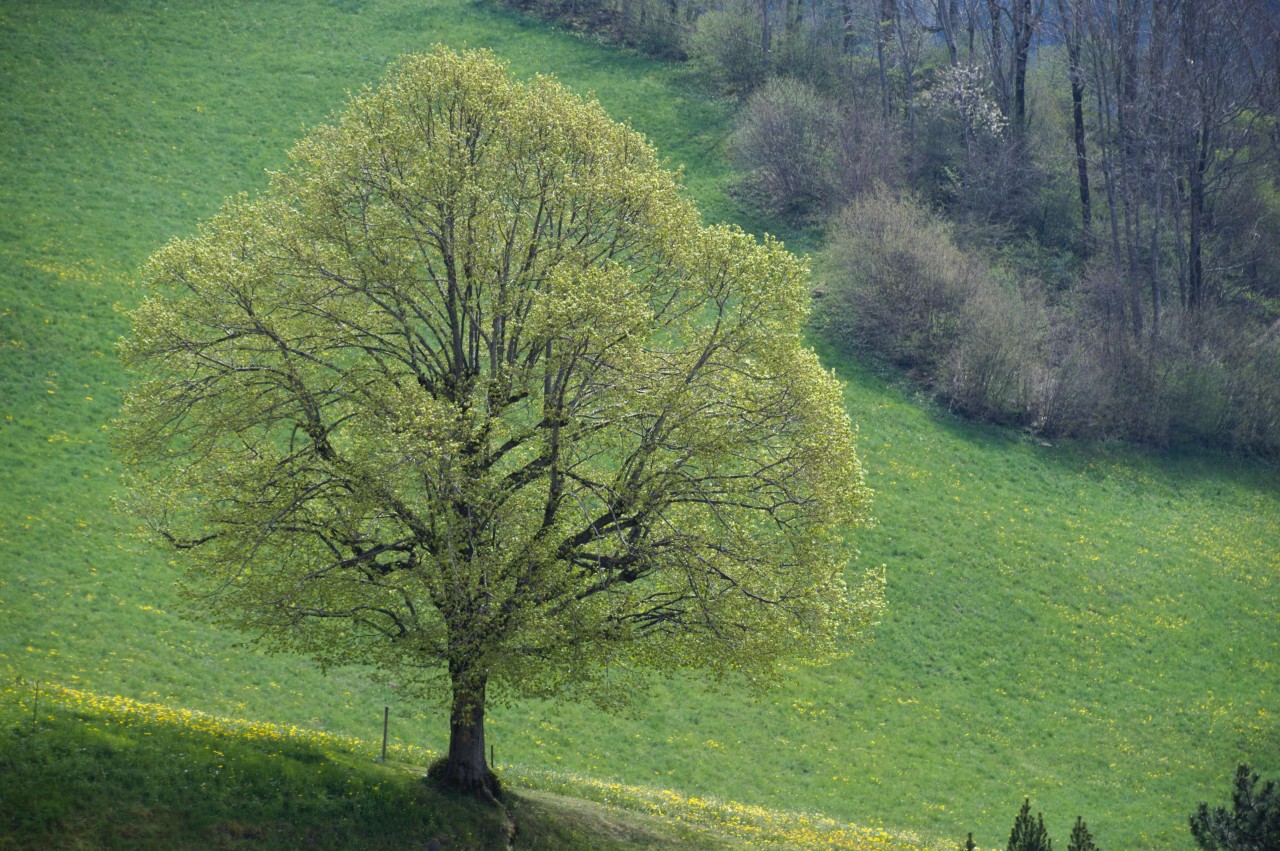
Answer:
[506,0,1280,455]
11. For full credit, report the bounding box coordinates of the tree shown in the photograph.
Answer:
[114,47,882,801]
[1068,815,1099,851]
[1053,0,1091,252]
[1189,764,1280,850]
[1007,798,1053,851]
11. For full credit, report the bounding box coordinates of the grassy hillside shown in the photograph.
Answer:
[0,679,941,849]
[1,0,1277,848]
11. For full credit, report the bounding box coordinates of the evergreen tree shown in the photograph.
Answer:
[1007,798,1053,851]
[1189,764,1280,851]
[1068,816,1099,851]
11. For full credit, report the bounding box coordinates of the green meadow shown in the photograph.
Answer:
[2,1,1277,848]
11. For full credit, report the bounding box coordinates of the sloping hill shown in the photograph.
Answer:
[1,1,1277,847]
[0,681,943,849]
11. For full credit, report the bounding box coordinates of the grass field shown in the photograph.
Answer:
[2,0,1277,848]
[2,679,946,848]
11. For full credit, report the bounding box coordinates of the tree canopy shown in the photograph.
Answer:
[115,46,881,796]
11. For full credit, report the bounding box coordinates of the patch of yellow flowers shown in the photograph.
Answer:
[2,679,427,763]
[511,765,948,850]
[6,679,949,850]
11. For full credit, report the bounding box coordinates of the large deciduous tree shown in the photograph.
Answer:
[115,47,881,799]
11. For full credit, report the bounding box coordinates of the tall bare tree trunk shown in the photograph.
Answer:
[1066,29,1091,250]
[936,0,959,65]
[761,0,772,58]
[1150,176,1162,343]
[877,0,897,120]
[1116,0,1142,337]
[842,0,856,53]
[896,13,919,166]
[1188,130,1207,310]
[785,0,802,35]
[986,0,1008,115]
[1011,0,1035,135]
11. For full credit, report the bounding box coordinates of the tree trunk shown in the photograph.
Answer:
[841,0,855,54]
[1068,42,1091,251]
[761,0,771,59]
[986,0,1007,116]
[1188,132,1206,310]
[937,0,958,65]
[1116,0,1142,337]
[1150,175,1162,344]
[1171,172,1188,307]
[876,0,896,121]
[1057,0,1089,250]
[896,15,918,167]
[1011,0,1034,135]
[436,663,500,800]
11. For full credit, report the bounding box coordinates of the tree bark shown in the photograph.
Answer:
[1067,32,1091,251]
[876,0,897,121]
[436,663,500,800]
[1010,0,1035,135]
[761,0,771,58]
[1150,175,1162,343]
[1116,0,1142,337]
[1188,130,1207,310]
[986,0,1007,115]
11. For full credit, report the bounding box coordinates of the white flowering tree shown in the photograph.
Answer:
[919,63,1007,193]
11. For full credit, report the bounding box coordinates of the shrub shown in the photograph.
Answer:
[942,270,1042,425]
[730,77,838,216]
[821,185,1280,455]
[626,0,687,59]
[687,8,767,95]
[831,101,903,201]
[1220,333,1280,456]
[821,187,986,376]
[1033,261,1280,454]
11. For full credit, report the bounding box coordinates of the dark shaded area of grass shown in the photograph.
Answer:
[1,709,493,848]
[0,690,711,850]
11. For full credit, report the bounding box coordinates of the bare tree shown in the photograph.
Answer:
[1055,0,1092,251]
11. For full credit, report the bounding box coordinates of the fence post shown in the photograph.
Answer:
[381,705,389,762]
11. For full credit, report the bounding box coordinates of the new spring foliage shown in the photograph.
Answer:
[115,47,881,714]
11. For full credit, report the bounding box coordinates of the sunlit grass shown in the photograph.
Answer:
[513,766,944,849]
[1,0,1277,848]
[1,679,949,849]
[0,676,512,849]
